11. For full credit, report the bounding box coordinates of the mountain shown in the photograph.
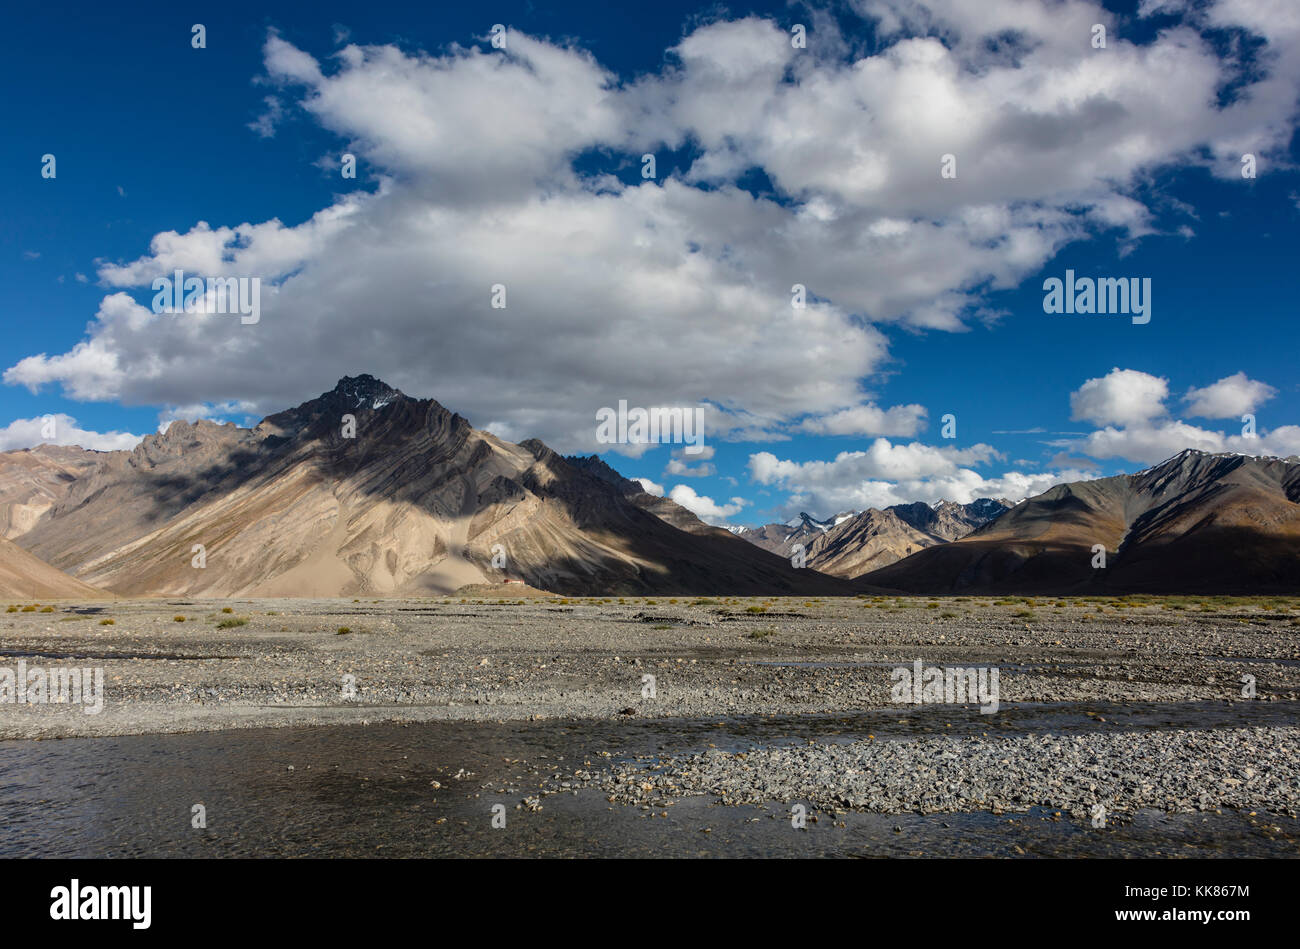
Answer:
[564,454,643,493]
[565,455,717,536]
[734,499,1011,577]
[5,376,851,597]
[860,450,1300,594]
[733,511,858,559]
[0,444,103,539]
[889,498,1014,542]
[0,536,104,599]
[801,508,939,577]
[562,456,947,584]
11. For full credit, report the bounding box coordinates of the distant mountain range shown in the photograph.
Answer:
[861,449,1300,594]
[733,499,1012,577]
[0,378,1295,597]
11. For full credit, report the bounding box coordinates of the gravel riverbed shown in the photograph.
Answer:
[2,592,1297,832]
[557,726,1300,820]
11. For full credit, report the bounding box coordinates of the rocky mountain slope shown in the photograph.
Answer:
[801,508,939,577]
[0,536,104,599]
[889,498,1013,542]
[5,377,851,597]
[564,455,716,536]
[0,444,103,540]
[732,511,858,560]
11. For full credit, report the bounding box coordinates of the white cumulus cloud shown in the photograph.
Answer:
[1070,368,1170,427]
[5,5,1296,456]
[1184,372,1277,419]
[632,477,664,497]
[668,485,748,524]
[0,414,141,452]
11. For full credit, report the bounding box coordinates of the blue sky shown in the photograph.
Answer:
[2,0,1298,527]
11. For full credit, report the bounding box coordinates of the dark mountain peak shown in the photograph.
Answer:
[329,374,403,408]
[967,497,1014,517]
[888,501,933,525]
[1136,448,1250,496]
[259,375,427,439]
[797,511,845,531]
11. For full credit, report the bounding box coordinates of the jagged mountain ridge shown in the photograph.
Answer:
[889,498,1015,542]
